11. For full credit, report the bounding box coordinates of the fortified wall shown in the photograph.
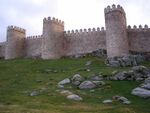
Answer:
[0,4,150,59]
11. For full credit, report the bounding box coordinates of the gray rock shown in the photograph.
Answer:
[103,99,113,104]
[122,100,131,104]
[132,65,147,73]
[89,75,103,81]
[109,60,120,67]
[30,91,40,96]
[112,70,119,75]
[92,81,105,86]
[60,90,73,95]
[141,83,150,90]
[131,87,150,98]
[118,96,129,102]
[85,61,92,66]
[135,77,144,82]
[79,80,96,89]
[67,94,83,101]
[113,71,128,80]
[144,77,150,84]
[71,74,84,82]
[57,84,64,89]
[58,78,70,85]
[72,81,81,86]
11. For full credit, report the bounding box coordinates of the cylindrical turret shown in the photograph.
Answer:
[42,17,64,59]
[105,4,129,58]
[5,26,26,59]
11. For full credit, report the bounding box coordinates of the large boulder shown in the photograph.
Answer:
[79,80,96,89]
[131,87,150,98]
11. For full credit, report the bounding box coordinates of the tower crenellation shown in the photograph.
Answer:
[104,4,125,15]
[43,17,64,26]
[7,25,26,34]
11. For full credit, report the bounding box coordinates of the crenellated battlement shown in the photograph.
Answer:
[104,4,125,14]
[7,25,26,34]
[43,17,64,26]
[127,25,150,31]
[64,27,105,36]
[26,35,43,39]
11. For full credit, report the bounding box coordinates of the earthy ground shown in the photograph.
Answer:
[0,57,150,113]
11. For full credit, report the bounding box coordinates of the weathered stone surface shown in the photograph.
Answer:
[67,94,83,101]
[141,83,150,90]
[58,78,70,85]
[89,75,104,81]
[79,81,96,89]
[71,74,84,82]
[92,81,105,86]
[131,87,150,98]
[103,99,112,104]
[71,74,84,86]
[144,77,150,84]
[85,61,92,66]
[60,90,73,95]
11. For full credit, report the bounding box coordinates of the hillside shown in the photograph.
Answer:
[0,57,150,113]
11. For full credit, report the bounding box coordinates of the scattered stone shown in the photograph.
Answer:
[30,91,40,96]
[122,100,131,104]
[85,61,92,66]
[71,74,84,82]
[92,81,105,86]
[60,90,73,95]
[67,94,83,101]
[103,99,113,104]
[58,78,70,85]
[86,69,91,72]
[131,87,150,98]
[112,95,131,104]
[112,70,119,75]
[89,74,104,81]
[79,80,96,89]
[112,71,128,80]
[57,84,64,89]
[71,74,84,86]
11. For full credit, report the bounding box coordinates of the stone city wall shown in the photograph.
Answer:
[25,35,42,58]
[64,27,106,56]
[128,25,150,53]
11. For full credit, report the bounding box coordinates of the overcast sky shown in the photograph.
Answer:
[0,0,150,42]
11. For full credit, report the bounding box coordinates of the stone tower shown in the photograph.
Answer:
[104,4,129,58]
[5,26,26,59]
[41,17,64,59]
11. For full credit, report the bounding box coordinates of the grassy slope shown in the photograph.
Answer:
[0,57,150,113]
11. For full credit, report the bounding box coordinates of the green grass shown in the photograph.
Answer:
[0,57,150,113]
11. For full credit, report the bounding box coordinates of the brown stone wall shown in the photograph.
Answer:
[25,36,42,58]
[128,26,150,52]
[64,28,106,56]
